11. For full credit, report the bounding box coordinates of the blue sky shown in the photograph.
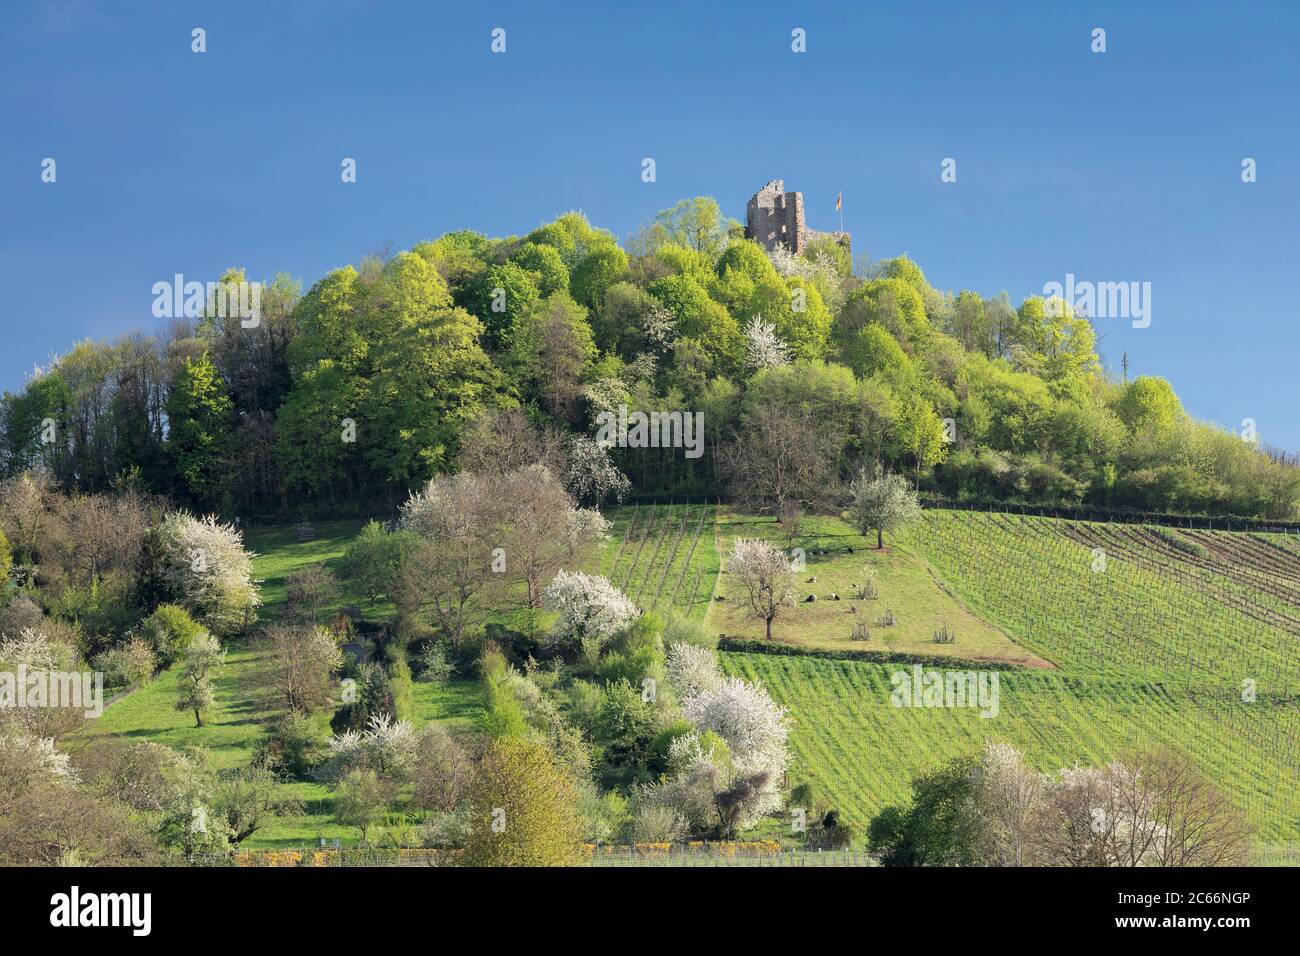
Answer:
[3,0,1297,448]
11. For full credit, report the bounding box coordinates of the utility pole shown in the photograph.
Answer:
[1121,351,1129,383]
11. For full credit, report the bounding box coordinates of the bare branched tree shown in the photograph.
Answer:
[458,408,567,478]
[721,404,838,518]
[725,538,797,641]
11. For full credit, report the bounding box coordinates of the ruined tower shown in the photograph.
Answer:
[744,179,850,257]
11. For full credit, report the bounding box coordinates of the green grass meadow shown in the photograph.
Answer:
[83,506,1300,856]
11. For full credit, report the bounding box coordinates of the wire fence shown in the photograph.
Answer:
[201,846,879,868]
[918,496,1300,535]
[586,848,877,867]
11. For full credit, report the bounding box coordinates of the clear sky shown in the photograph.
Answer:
[2,0,1297,448]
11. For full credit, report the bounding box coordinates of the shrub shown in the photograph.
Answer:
[0,595,44,639]
[415,641,455,684]
[140,603,206,666]
[388,655,414,721]
[630,803,689,844]
[419,807,473,848]
[338,521,413,606]
[809,809,856,849]
[592,679,658,787]
[662,616,717,651]
[482,668,529,740]
[789,781,818,811]
[257,714,331,778]
[48,571,137,653]
[542,571,638,660]
[0,529,11,586]
[93,637,156,689]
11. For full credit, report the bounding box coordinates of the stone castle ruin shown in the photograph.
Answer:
[744,179,851,257]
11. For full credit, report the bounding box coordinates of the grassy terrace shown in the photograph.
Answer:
[704,510,1049,666]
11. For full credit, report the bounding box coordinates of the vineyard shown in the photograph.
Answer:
[722,652,1300,846]
[901,510,1300,696]
[714,508,1300,852]
[597,503,720,622]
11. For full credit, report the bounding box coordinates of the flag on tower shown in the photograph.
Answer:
[835,191,842,211]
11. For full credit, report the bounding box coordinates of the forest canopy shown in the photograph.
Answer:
[3,200,1297,521]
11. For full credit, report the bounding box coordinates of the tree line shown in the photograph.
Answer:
[3,196,1297,520]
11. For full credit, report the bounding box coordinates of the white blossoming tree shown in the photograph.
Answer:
[322,713,418,783]
[665,642,722,699]
[565,435,632,507]
[647,641,791,837]
[682,677,790,793]
[0,730,77,792]
[972,741,1042,866]
[397,471,498,646]
[726,538,797,641]
[846,464,922,549]
[155,513,260,636]
[744,316,791,371]
[0,628,74,673]
[542,570,638,660]
[0,629,81,738]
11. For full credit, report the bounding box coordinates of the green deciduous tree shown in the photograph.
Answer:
[508,242,570,297]
[645,197,734,257]
[462,737,583,867]
[506,294,596,424]
[165,354,233,505]
[175,630,225,727]
[467,262,541,352]
[338,520,413,606]
[569,244,628,311]
[333,768,393,841]
[868,753,982,866]
[1011,296,1100,383]
[1114,375,1182,436]
[140,603,205,666]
